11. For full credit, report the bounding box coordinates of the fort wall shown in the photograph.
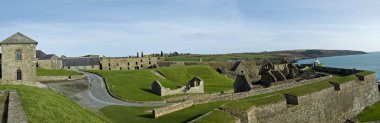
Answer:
[37,75,86,82]
[153,100,194,118]
[242,73,379,123]
[152,75,331,118]
[100,57,162,70]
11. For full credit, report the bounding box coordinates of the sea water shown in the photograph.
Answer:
[296,52,380,82]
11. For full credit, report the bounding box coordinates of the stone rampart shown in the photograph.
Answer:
[241,73,379,123]
[153,100,194,118]
[37,75,86,82]
[193,75,332,105]
[313,66,362,75]
[153,75,332,118]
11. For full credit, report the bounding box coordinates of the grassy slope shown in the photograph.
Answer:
[165,54,274,62]
[100,101,227,123]
[89,65,233,101]
[358,93,380,122]
[87,70,183,101]
[37,68,82,76]
[156,65,234,93]
[0,85,108,123]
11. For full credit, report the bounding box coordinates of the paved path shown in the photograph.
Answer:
[45,71,167,110]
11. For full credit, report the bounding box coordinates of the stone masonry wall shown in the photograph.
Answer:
[101,57,160,70]
[1,44,37,85]
[153,100,194,118]
[7,90,28,123]
[153,75,332,118]
[37,75,86,82]
[245,73,379,123]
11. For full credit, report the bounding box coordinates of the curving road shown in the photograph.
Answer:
[45,71,167,110]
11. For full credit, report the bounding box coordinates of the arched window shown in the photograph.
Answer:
[16,50,22,61]
[17,70,22,80]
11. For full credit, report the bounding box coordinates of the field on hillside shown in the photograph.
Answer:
[156,65,234,93]
[0,85,108,123]
[37,68,82,76]
[88,65,233,101]
[165,54,275,62]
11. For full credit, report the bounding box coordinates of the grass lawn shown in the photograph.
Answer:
[37,68,82,76]
[87,69,183,101]
[358,93,380,122]
[156,65,234,93]
[0,85,108,123]
[88,65,233,101]
[165,54,275,62]
[100,101,228,123]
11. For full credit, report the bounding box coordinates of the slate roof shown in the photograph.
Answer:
[36,50,47,59]
[0,32,38,44]
[62,57,100,66]
[39,54,56,60]
[230,61,242,71]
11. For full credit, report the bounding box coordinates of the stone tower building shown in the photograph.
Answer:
[0,32,38,84]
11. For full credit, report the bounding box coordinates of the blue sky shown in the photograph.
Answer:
[1,0,380,56]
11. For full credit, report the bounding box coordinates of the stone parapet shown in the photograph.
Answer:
[37,75,86,82]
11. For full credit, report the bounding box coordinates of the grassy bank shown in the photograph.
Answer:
[100,101,228,123]
[37,68,82,76]
[88,65,233,101]
[0,85,108,123]
[87,69,182,101]
[156,65,234,93]
[358,93,380,122]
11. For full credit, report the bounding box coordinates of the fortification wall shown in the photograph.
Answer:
[152,75,331,118]
[153,100,194,118]
[101,57,160,70]
[37,75,86,82]
[245,73,379,123]
[313,66,362,75]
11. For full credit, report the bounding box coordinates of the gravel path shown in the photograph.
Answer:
[45,71,167,110]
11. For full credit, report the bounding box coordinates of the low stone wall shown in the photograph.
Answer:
[7,90,28,123]
[240,73,379,123]
[37,75,86,82]
[153,100,194,118]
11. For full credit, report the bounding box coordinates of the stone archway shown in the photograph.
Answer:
[135,66,140,70]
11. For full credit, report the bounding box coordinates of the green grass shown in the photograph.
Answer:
[192,110,235,123]
[100,101,227,123]
[37,68,82,76]
[358,93,380,122]
[356,71,375,76]
[0,85,108,123]
[156,65,234,93]
[88,65,233,101]
[87,69,183,101]
[165,54,275,62]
